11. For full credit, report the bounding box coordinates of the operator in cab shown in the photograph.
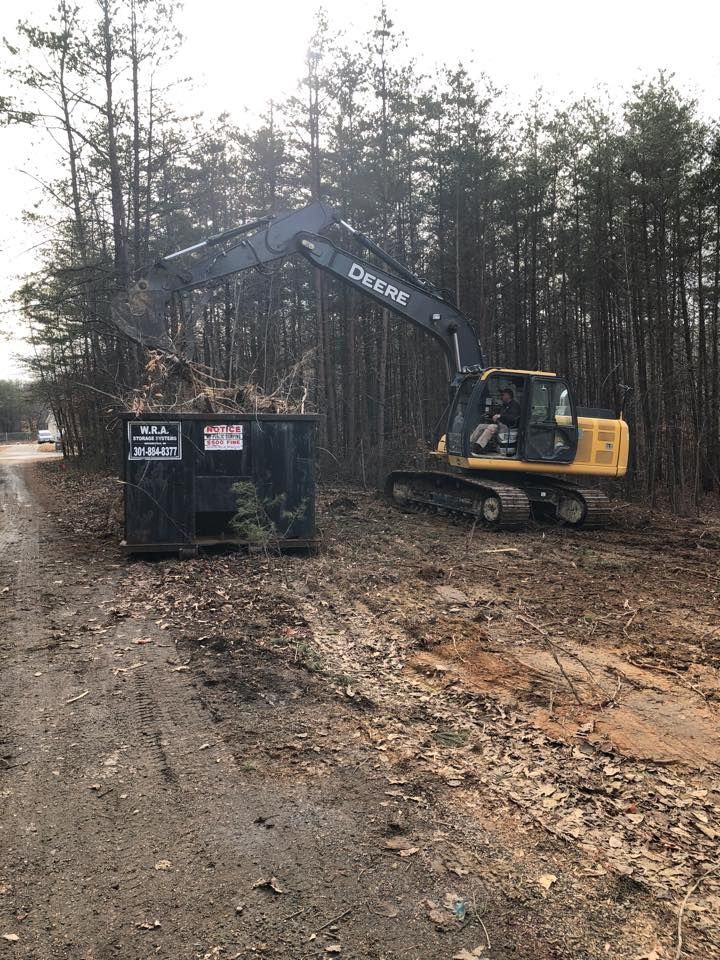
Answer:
[471,387,521,452]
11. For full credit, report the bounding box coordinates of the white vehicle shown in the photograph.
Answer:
[37,430,54,444]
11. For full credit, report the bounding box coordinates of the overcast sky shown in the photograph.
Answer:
[2,0,719,378]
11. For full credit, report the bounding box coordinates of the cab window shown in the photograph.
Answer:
[446,378,476,455]
[525,378,577,462]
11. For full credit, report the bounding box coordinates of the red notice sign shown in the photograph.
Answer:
[203,424,244,451]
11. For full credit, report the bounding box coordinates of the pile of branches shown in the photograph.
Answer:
[124,351,312,416]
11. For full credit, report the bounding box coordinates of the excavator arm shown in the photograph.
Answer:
[114,202,339,343]
[115,201,484,372]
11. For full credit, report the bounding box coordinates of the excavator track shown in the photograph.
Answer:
[386,471,614,529]
[385,471,530,526]
[522,478,613,528]
[558,485,613,528]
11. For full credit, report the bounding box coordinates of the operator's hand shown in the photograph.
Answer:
[492,413,500,422]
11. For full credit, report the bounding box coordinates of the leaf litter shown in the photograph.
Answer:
[67,474,720,957]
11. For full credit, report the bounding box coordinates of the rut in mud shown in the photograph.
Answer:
[1,449,719,959]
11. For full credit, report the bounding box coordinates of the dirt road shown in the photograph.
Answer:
[0,442,61,464]
[1,453,718,958]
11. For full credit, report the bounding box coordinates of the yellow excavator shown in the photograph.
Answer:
[115,202,629,527]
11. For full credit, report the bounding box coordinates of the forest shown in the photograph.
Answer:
[3,0,720,512]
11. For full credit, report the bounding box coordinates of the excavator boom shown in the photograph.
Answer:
[295,233,483,371]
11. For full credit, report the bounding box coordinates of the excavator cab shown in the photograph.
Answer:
[444,370,580,466]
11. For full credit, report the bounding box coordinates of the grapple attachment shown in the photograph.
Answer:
[111,280,172,348]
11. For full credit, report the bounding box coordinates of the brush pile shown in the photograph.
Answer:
[124,351,311,416]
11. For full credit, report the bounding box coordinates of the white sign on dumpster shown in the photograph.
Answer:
[128,421,182,460]
[203,423,244,451]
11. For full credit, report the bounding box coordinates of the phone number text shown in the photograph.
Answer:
[131,445,179,458]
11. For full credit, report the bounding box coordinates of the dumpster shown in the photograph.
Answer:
[121,412,318,555]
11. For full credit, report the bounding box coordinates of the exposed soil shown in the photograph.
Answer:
[1,447,719,959]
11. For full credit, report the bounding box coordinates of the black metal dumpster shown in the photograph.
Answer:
[121,412,318,555]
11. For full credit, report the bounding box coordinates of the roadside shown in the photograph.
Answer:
[0,440,61,465]
[1,451,717,958]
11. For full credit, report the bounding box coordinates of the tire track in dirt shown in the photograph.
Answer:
[0,466,37,589]
[130,671,178,784]
[0,462,274,958]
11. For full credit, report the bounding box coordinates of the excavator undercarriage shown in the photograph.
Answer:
[385,469,612,528]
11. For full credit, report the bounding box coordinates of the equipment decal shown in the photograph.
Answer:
[347,262,411,306]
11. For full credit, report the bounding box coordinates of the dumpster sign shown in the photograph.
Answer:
[203,423,244,451]
[128,421,182,460]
